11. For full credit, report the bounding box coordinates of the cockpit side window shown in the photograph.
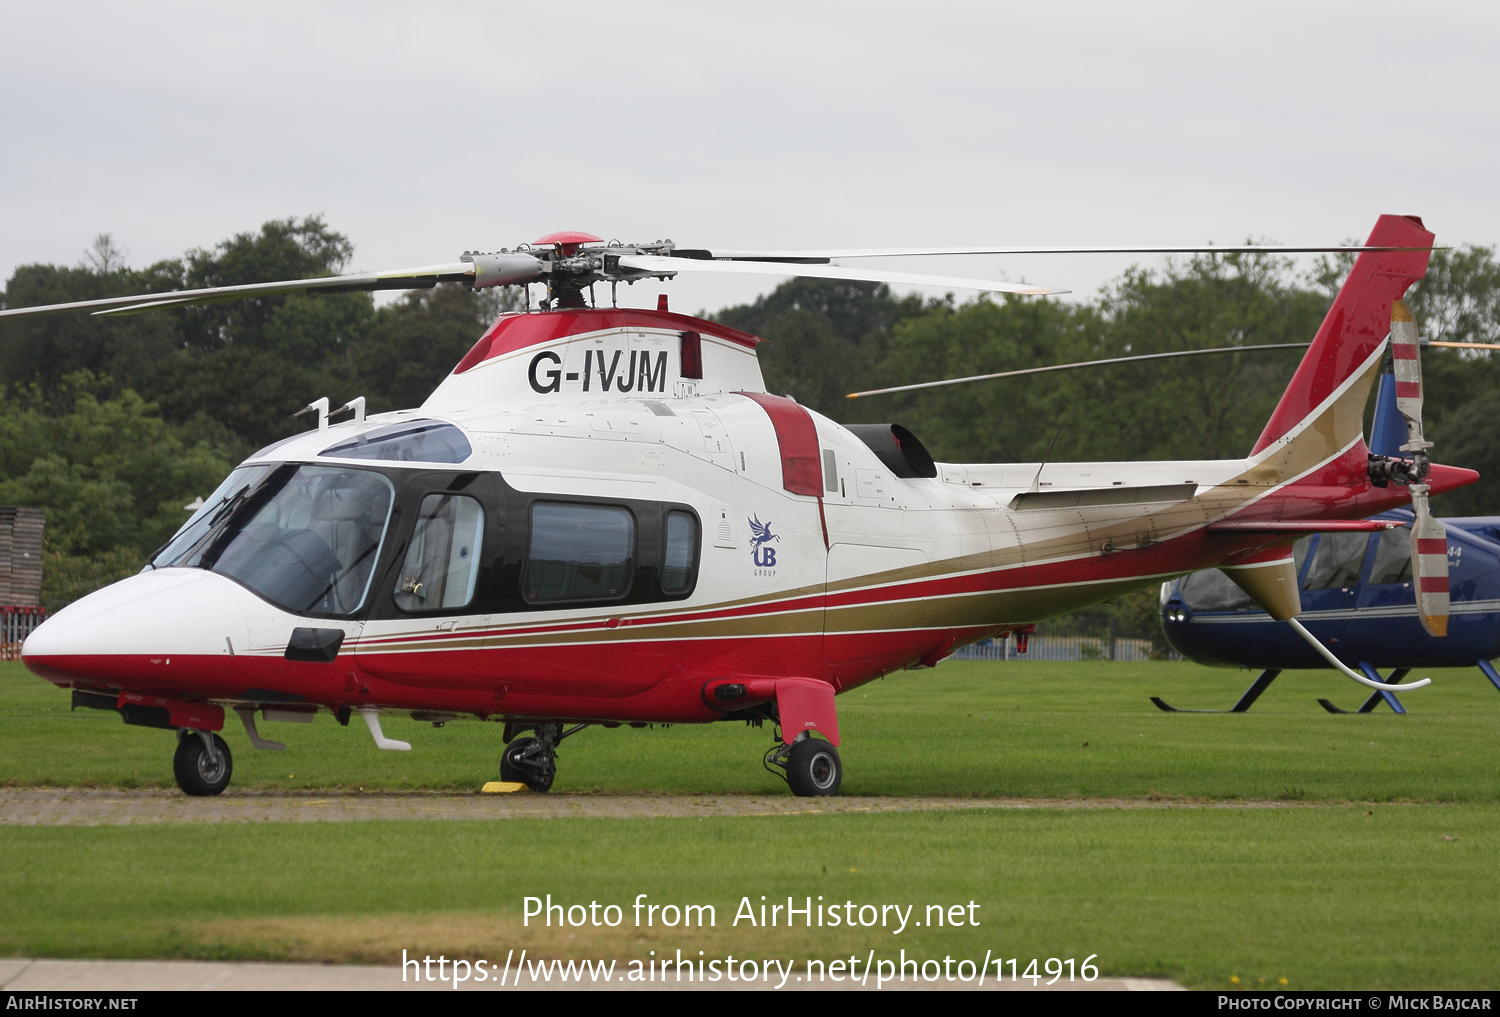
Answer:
[1302,531,1371,590]
[394,495,485,612]
[1368,525,1414,585]
[1293,535,1313,579]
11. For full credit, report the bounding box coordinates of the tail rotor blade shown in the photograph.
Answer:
[1393,299,1448,636]
[1390,299,1432,454]
[1410,485,1450,637]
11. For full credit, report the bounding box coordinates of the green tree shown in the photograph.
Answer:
[1405,246,1500,512]
[174,216,358,354]
[0,234,182,399]
[350,283,520,413]
[716,280,932,421]
[1055,254,1323,462]
[872,294,1087,463]
[140,348,334,450]
[0,374,239,609]
[867,255,1322,465]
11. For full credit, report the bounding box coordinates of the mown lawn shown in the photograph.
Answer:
[2,659,1497,800]
[4,658,1498,989]
[1,806,1496,989]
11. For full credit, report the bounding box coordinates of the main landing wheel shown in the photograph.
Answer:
[500,737,555,793]
[173,731,233,797]
[785,737,842,798]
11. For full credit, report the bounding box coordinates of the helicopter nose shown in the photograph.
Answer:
[22,568,270,679]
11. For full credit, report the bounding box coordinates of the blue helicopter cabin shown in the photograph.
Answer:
[1161,509,1500,672]
[1154,368,1500,714]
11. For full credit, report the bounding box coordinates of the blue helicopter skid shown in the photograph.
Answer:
[1317,665,1409,714]
[1150,668,1282,713]
[1480,660,1500,694]
[1159,499,1500,714]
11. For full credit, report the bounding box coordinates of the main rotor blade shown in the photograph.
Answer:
[0,262,477,320]
[1429,340,1500,351]
[846,342,1310,399]
[682,244,1435,263]
[616,254,1064,296]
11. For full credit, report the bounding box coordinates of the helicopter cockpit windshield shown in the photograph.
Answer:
[154,465,395,617]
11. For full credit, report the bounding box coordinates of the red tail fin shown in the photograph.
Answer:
[1251,215,1434,456]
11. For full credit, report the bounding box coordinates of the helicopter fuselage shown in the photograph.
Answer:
[22,305,1464,734]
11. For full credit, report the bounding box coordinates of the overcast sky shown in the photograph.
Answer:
[4,1,1498,314]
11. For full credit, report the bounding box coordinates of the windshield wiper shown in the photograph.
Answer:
[146,485,254,567]
[205,485,253,527]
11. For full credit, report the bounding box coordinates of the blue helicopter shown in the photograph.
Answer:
[1155,371,1500,714]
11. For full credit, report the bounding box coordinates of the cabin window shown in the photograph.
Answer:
[320,419,472,464]
[524,503,635,603]
[1367,525,1414,585]
[394,494,485,612]
[661,510,700,595]
[1302,532,1370,590]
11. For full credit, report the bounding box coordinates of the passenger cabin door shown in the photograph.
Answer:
[356,471,504,688]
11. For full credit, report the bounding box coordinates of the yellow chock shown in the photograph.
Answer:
[481,781,527,794]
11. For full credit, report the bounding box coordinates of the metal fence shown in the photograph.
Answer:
[1,606,46,662]
[952,634,1175,662]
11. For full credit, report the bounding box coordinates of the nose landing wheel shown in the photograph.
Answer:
[174,730,233,796]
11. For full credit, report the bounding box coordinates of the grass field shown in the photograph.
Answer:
[3,658,1499,989]
[4,659,1499,799]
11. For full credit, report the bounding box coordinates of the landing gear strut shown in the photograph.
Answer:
[499,722,588,793]
[173,729,233,796]
[764,732,842,797]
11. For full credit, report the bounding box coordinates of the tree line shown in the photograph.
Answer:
[3,217,1497,631]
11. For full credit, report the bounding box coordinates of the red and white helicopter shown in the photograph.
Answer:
[4,216,1473,797]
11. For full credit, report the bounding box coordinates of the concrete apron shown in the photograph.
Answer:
[0,958,1182,992]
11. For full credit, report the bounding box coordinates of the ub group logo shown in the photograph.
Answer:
[749,515,780,570]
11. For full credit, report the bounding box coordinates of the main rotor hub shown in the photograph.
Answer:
[533,231,603,258]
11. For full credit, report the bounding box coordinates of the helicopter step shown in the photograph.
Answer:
[1150,668,1282,714]
[1317,663,1409,714]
